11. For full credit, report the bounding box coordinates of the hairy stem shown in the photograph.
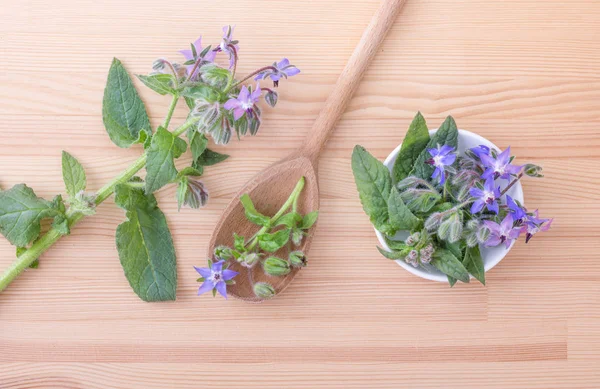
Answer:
[0,117,200,292]
[226,66,276,93]
[500,172,524,196]
[246,176,305,251]
[162,95,179,128]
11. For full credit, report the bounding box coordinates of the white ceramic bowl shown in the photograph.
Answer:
[375,129,524,282]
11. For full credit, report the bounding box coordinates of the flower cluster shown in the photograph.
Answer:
[195,177,318,299]
[352,112,552,286]
[147,25,300,146]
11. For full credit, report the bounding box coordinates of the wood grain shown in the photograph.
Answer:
[0,0,599,387]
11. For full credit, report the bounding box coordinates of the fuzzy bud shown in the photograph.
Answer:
[424,212,443,231]
[253,282,276,299]
[239,252,260,267]
[447,214,463,243]
[419,248,432,264]
[437,218,451,240]
[465,232,479,247]
[289,251,307,268]
[405,232,421,246]
[476,225,491,243]
[70,191,97,216]
[214,246,233,260]
[264,89,278,107]
[263,256,291,277]
[523,163,543,178]
[291,228,304,246]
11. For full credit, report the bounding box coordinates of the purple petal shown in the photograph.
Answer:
[501,214,514,231]
[193,36,202,49]
[469,187,483,198]
[439,145,454,155]
[180,49,194,61]
[250,85,262,101]
[440,153,456,166]
[487,200,499,214]
[503,238,513,249]
[277,58,290,68]
[427,148,439,157]
[470,199,485,214]
[233,107,245,121]
[480,153,495,168]
[493,185,502,198]
[497,147,511,165]
[215,281,227,299]
[254,73,267,81]
[223,98,239,110]
[204,50,217,62]
[541,219,553,232]
[194,266,212,278]
[431,167,440,179]
[283,67,300,77]
[483,220,500,233]
[509,228,521,240]
[270,73,282,81]
[481,168,495,179]
[505,164,523,175]
[222,269,239,281]
[238,85,249,100]
[212,260,225,272]
[485,236,502,247]
[438,170,446,185]
[483,177,496,192]
[197,280,214,296]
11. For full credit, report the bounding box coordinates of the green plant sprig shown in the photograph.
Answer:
[210,176,319,300]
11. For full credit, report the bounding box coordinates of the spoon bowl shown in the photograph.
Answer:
[207,157,319,302]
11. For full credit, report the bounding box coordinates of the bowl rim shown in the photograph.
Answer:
[374,129,524,282]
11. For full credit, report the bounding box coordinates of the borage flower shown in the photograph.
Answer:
[483,214,521,249]
[480,146,522,180]
[179,36,216,79]
[522,211,553,243]
[224,84,261,121]
[195,260,238,299]
[214,25,239,69]
[425,145,456,185]
[254,58,300,87]
[506,195,527,224]
[469,177,501,214]
[469,145,490,159]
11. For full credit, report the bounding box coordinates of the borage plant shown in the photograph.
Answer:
[0,26,300,301]
[352,112,552,286]
[195,177,318,299]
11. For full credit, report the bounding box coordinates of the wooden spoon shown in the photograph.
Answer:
[207,0,407,302]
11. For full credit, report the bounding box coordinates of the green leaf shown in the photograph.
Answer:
[145,126,188,193]
[276,212,303,228]
[194,148,229,167]
[180,83,221,102]
[411,116,459,180]
[384,236,410,251]
[300,211,319,229]
[431,248,469,283]
[52,214,70,236]
[188,129,208,163]
[137,74,177,96]
[114,184,177,302]
[240,194,271,227]
[443,241,462,287]
[258,229,290,253]
[176,167,203,179]
[0,184,57,247]
[351,145,392,233]
[388,187,420,232]
[16,246,39,269]
[376,246,409,260]
[464,245,485,285]
[102,58,152,148]
[392,112,430,183]
[61,151,86,198]
[234,233,246,252]
[184,96,195,110]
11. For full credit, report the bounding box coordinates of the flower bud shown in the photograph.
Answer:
[263,256,291,276]
[239,252,260,267]
[447,217,463,243]
[407,250,418,261]
[214,245,233,260]
[405,232,420,246]
[476,225,491,243]
[419,249,432,264]
[289,251,307,268]
[523,163,543,178]
[264,90,278,107]
[291,228,304,246]
[437,218,451,240]
[424,213,443,231]
[406,256,419,267]
[152,58,168,71]
[249,116,261,136]
[253,282,276,299]
[465,232,479,247]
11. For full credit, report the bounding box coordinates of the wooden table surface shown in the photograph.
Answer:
[1,0,599,387]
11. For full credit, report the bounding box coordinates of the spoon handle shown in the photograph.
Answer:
[297,0,407,163]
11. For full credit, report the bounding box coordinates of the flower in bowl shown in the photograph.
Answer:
[351,112,552,286]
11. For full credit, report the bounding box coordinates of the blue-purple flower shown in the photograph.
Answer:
[215,25,239,69]
[195,260,238,299]
[179,36,216,79]
[425,145,456,185]
[480,146,522,180]
[506,195,527,223]
[483,214,521,249]
[224,84,261,121]
[254,58,300,86]
[469,145,490,159]
[469,177,501,214]
[521,211,553,243]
